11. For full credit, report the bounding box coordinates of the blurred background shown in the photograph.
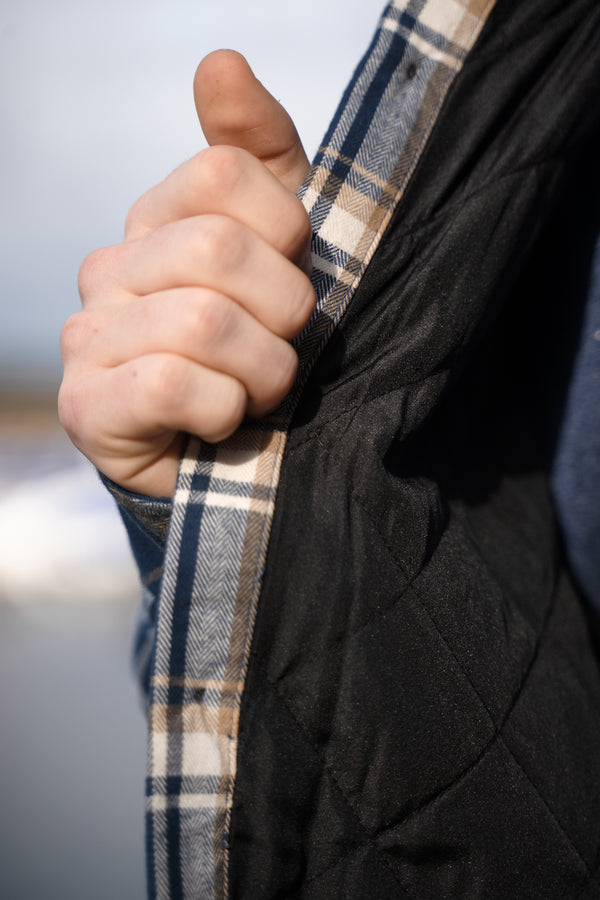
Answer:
[0,0,377,896]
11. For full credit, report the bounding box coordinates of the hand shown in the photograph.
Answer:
[59,51,314,497]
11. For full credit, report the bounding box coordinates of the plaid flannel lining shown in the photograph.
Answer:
[146,1,496,897]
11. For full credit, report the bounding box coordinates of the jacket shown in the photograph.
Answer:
[108,0,600,896]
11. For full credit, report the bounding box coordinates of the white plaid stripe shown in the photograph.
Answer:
[146,1,497,897]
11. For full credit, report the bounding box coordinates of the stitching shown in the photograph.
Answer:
[283,170,570,454]
[286,366,450,456]
[392,144,583,247]
[248,655,411,895]
[254,484,429,678]
[498,732,598,883]
[356,490,599,877]
[300,840,411,898]
[459,0,596,69]
[300,844,371,892]
[282,161,575,455]
[352,492,556,810]
[248,574,587,898]
[264,583,416,686]
[286,402,365,455]
[264,452,591,860]
[248,489,561,882]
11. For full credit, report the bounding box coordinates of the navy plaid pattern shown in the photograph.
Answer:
[143,1,497,896]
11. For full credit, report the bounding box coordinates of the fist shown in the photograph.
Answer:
[59,51,314,497]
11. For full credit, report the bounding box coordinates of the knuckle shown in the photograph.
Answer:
[286,277,316,336]
[279,343,299,394]
[60,310,97,360]
[283,197,312,261]
[292,201,313,250]
[124,195,146,238]
[206,379,247,441]
[247,343,298,418]
[124,184,160,239]
[77,245,118,300]
[195,145,244,195]
[143,356,190,415]
[141,355,247,443]
[267,345,298,404]
[57,377,84,442]
[195,215,247,272]
[60,313,83,360]
[180,291,233,347]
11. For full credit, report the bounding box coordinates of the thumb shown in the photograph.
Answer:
[193,50,310,194]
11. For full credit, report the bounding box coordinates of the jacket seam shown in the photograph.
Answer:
[354,490,597,875]
[286,369,451,456]
[393,148,579,245]
[246,654,410,895]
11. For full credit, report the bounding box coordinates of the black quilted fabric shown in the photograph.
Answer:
[230,0,600,895]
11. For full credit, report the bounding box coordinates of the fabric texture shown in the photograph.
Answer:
[228,0,600,895]
[107,0,600,896]
[143,3,498,898]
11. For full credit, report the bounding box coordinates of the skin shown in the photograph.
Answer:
[59,50,314,497]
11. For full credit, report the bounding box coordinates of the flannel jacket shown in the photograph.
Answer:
[108,0,600,896]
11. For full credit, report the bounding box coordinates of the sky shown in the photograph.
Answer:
[0,0,380,389]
